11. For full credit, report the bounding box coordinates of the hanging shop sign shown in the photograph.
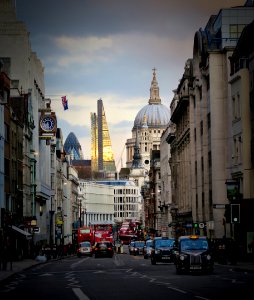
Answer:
[39,111,57,139]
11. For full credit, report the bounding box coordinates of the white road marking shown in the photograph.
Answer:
[195,296,210,300]
[72,287,90,300]
[167,286,187,294]
[71,258,89,268]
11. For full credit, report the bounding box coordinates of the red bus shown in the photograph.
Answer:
[118,220,143,244]
[89,221,114,244]
[77,226,94,244]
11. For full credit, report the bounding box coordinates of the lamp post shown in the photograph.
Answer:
[29,150,38,220]
[49,196,55,247]
[79,198,82,228]
[84,208,87,226]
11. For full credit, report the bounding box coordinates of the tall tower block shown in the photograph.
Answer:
[91,99,116,178]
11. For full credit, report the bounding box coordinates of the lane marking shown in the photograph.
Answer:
[72,287,90,300]
[167,286,187,294]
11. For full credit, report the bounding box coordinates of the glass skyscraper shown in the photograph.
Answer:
[64,132,84,160]
[91,99,116,178]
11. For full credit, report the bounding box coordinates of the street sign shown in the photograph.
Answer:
[33,226,40,233]
[199,223,205,229]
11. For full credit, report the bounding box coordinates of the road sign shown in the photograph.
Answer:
[33,226,40,233]
[199,223,205,229]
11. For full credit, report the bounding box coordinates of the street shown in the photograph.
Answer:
[0,246,253,300]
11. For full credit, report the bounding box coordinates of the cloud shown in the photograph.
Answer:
[54,36,114,67]
[16,0,245,169]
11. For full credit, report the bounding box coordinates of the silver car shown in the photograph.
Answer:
[143,239,153,259]
[77,241,93,257]
[128,241,136,255]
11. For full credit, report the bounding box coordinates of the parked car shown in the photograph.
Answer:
[143,239,153,259]
[129,240,145,256]
[174,235,214,274]
[151,237,176,265]
[77,241,93,257]
[94,241,114,258]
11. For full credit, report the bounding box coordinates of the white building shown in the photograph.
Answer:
[78,180,141,225]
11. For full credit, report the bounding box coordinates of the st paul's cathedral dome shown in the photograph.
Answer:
[126,69,170,172]
[133,68,170,129]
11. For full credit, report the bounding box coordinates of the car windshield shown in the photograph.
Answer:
[146,240,152,247]
[155,239,175,248]
[80,242,90,247]
[181,239,208,250]
[80,229,91,234]
[135,242,145,247]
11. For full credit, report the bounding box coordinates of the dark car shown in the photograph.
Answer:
[150,237,176,265]
[129,240,145,256]
[174,235,214,274]
[94,241,114,258]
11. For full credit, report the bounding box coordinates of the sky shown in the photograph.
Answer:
[15,0,245,170]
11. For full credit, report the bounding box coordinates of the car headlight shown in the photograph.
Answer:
[180,254,186,261]
[206,254,212,260]
[155,249,161,254]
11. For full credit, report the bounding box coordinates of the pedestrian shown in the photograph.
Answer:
[248,238,254,253]
[217,236,227,264]
[227,238,238,265]
[2,237,11,271]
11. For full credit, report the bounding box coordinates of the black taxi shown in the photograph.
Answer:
[174,235,214,274]
[150,237,176,265]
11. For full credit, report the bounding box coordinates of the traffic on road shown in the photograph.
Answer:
[0,243,253,300]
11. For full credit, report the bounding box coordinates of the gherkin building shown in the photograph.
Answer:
[64,132,84,160]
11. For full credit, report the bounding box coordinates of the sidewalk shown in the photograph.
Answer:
[0,258,42,282]
[0,254,73,283]
[1,256,254,283]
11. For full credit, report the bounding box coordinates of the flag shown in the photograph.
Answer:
[61,96,68,110]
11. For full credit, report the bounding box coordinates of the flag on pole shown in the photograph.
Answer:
[61,96,68,110]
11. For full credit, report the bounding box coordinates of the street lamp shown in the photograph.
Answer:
[84,208,87,226]
[79,198,83,228]
[49,196,55,247]
[24,149,38,219]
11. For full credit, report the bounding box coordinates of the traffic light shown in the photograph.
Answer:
[231,204,240,223]
[193,223,199,229]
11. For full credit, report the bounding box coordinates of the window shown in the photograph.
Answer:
[233,136,242,165]
[207,113,211,129]
[4,123,9,141]
[4,158,10,177]
[229,24,246,39]
[232,93,241,120]
[200,121,203,136]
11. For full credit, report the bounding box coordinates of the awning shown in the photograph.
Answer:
[11,225,32,240]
